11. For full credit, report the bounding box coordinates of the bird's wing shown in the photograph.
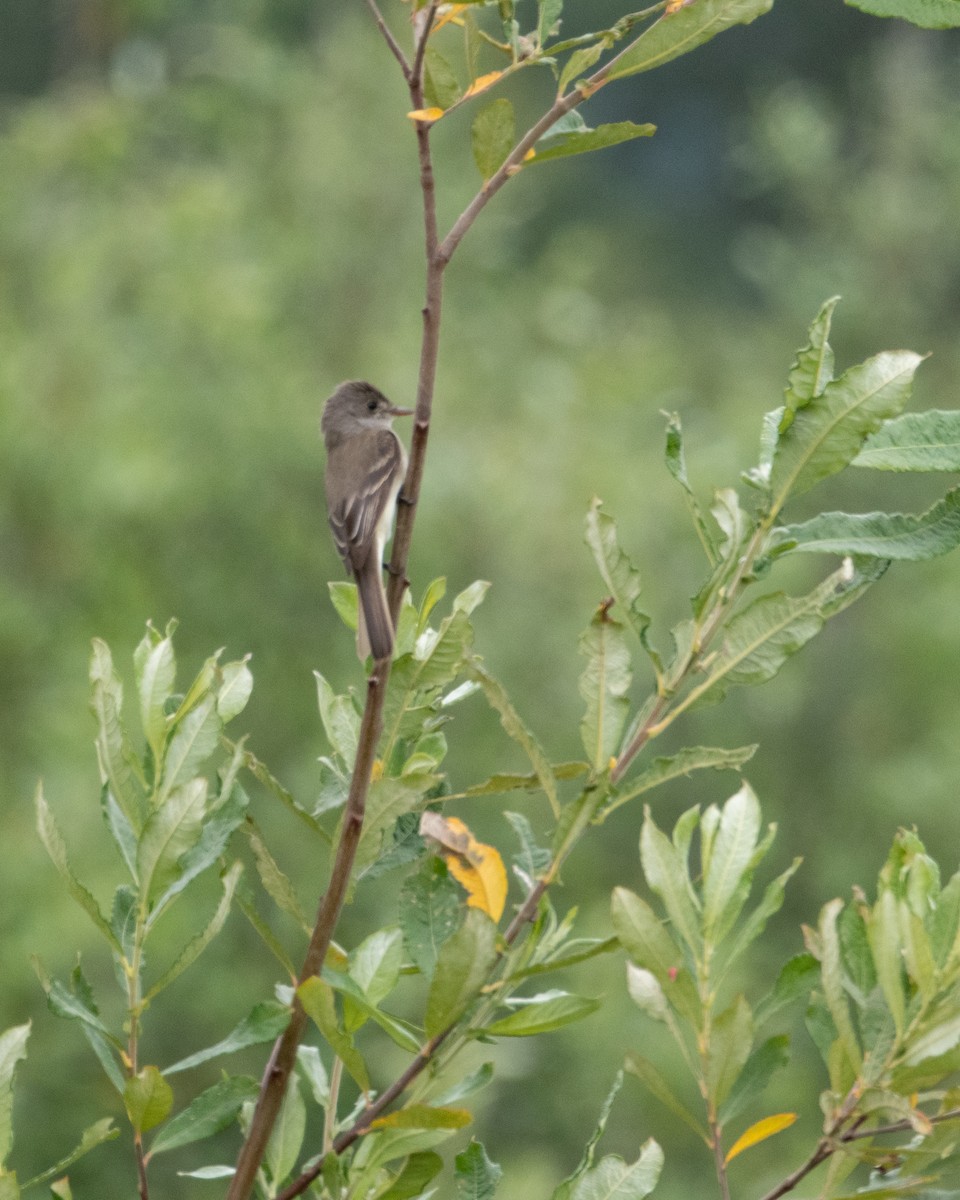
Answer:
[327,429,404,572]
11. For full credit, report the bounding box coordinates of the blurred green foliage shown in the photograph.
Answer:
[2,2,960,1197]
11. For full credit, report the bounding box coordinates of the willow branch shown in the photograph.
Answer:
[365,0,411,79]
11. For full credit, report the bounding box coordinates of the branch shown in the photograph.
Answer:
[365,0,411,79]
[226,669,391,1200]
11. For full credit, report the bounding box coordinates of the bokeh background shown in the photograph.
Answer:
[2,0,960,1196]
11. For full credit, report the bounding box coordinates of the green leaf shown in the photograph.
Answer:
[217,658,253,722]
[265,1074,305,1187]
[903,1010,960,1067]
[538,0,564,43]
[456,1139,502,1200]
[102,790,138,877]
[400,857,463,976]
[485,993,599,1036]
[373,1105,471,1132]
[703,783,761,940]
[36,966,124,1092]
[165,1001,290,1074]
[355,774,439,876]
[610,887,679,984]
[783,296,839,422]
[350,928,404,1006]
[505,811,551,883]
[605,0,772,80]
[149,1076,259,1155]
[431,1062,495,1106]
[136,631,175,765]
[425,909,499,1038]
[853,409,960,472]
[315,672,360,765]
[0,1177,17,1200]
[322,968,422,1053]
[143,861,242,1002]
[530,120,655,163]
[583,500,650,640]
[567,1139,664,1200]
[378,1151,444,1200]
[640,808,702,956]
[664,414,718,562]
[18,1119,117,1191]
[89,638,143,826]
[150,785,248,919]
[471,98,516,182]
[705,995,753,1109]
[718,860,803,981]
[137,778,208,905]
[469,662,558,816]
[624,1053,709,1140]
[866,887,906,1038]
[773,489,960,561]
[298,977,369,1091]
[0,1025,29,1168]
[843,0,960,26]
[327,580,358,632]
[819,897,862,1074]
[248,825,309,931]
[603,745,758,818]
[35,784,119,950]
[578,605,632,772]
[719,1034,790,1124]
[424,49,461,110]
[770,350,924,509]
[554,1071,623,1200]
[558,41,606,93]
[124,1066,173,1135]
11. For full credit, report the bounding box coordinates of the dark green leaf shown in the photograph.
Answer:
[624,1053,709,1139]
[719,1035,789,1124]
[471,99,516,182]
[165,1001,290,1074]
[378,1151,444,1200]
[18,1119,117,1191]
[400,857,463,976]
[530,120,655,163]
[425,910,499,1038]
[485,993,599,1037]
[705,995,753,1109]
[843,0,960,26]
[456,1139,502,1200]
[149,1076,259,1155]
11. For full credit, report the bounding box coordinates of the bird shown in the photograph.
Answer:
[321,380,413,661]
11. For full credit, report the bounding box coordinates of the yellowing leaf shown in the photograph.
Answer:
[665,0,697,10]
[433,4,470,32]
[724,1113,797,1164]
[463,71,504,100]
[420,813,507,921]
[407,107,446,123]
[370,1103,471,1130]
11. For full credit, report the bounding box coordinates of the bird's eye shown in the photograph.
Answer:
[367,400,378,411]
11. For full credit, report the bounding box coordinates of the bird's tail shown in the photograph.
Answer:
[355,555,394,661]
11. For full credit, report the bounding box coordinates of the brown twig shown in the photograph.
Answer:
[364,0,411,79]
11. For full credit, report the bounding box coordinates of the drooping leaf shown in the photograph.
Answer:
[149,1076,259,1155]
[425,910,499,1038]
[605,0,772,81]
[624,1053,710,1140]
[165,1001,290,1075]
[371,1105,471,1132]
[602,745,758,818]
[247,825,309,931]
[18,1119,117,1191]
[471,98,516,181]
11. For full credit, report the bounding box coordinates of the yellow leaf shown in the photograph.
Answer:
[433,4,470,32]
[725,1113,797,1164]
[420,813,508,921]
[370,1104,471,1130]
[523,148,537,162]
[463,71,504,100]
[406,107,445,123]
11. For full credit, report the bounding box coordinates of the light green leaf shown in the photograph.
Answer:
[664,414,718,562]
[322,968,422,1053]
[471,99,516,182]
[568,1139,664,1200]
[143,861,242,1002]
[717,858,802,980]
[903,1010,960,1067]
[149,1076,259,1155]
[217,658,253,722]
[626,966,668,1022]
[327,580,358,632]
[558,41,606,93]
[623,1053,709,1140]
[0,1176,17,1200]
[505,811,551,883]
[783,296,839,423]
[485,993,599,1037]
[583,500,649,639]
[603,745,757,818]
[844,0,960,27]
[265,1074,305,1187]
[0,1025,30,1168]
[578,605,631,772]
[19,1119,117,1191]
[354,774,438,876]
[248,825,309,931]
[137,778,208,905]
[706,994,753,1109]
[124,1066,173,1135]
[101,790,138,877]
[530,120,655,163]
[610,887,679,984]
[89,639,143,825]
[773,489,960,561]
[159,692,222,796]
[554,1071,623,1200]
[469,662,558,816]
[35,784,119,950]
[640,808,702,956]
[150,785,248,919]
[400,858,463,976]
[298,977,369,1091]
[538,0,564,43]
[853,409,960,471]
[137,632,175,764]
[819,898,862,1074]
[456,1139,502,1200]
[605,0,771,80]
[425,910,499,1038]
[770,350,924,509]
[350,928,404,1006]
[866,887,906,1037]
[378,1150,443,1200]
[424,49,461,110]
[703,783,761,939]
[431,1063,495,1106]
[165,1001,290,1075]
[315,672,360,765]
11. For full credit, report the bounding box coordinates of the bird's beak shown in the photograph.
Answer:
[387,405,415,417]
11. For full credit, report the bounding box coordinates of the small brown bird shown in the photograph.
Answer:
[321,381,413,660]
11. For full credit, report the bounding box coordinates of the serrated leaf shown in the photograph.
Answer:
[529,120,655,163]
[583,500,649,639]
[165,1001,290,1075]
[485,993,599,1036]
[724,1112,797,1164]
[456,1139,502,1200]
[248,825,309,931]
[0,1024,29,1168]
[770,350,924,509]
[568,1139,663,1200]
[773,489,960,561]
[425,910,499,1038]
[35,784,119,950]
[149,1076,258,1155]
[603,745,757,819]
[124,1066,173,1135]
[783,296,839,423]
[471,98,516,181]
[664,414,718,562]
[605,0,772,80]
[579,604,631,771]
[400,858,463,976]
[137,778,207,905]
